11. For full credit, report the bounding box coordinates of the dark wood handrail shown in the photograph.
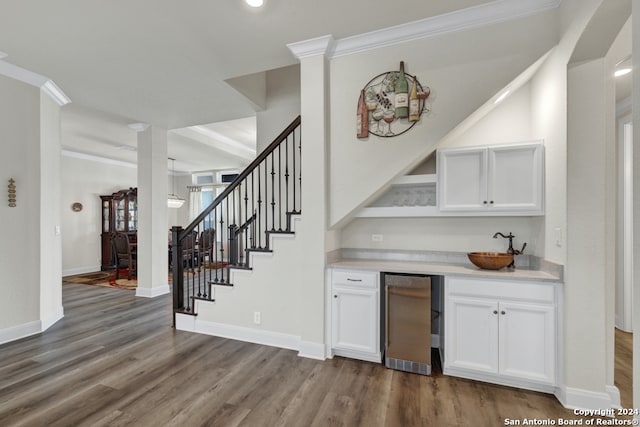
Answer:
[179,115,301,240]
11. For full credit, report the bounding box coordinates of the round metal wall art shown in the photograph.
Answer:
[360,70,431,138]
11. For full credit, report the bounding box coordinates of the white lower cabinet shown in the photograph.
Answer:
[444,276,557,391]
[330,269,381,363]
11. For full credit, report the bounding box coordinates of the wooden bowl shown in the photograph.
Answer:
[467,252,513,270]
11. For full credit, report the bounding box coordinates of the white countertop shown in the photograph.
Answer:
[328,259,562,283]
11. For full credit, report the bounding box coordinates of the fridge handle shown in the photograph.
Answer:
[385,285,389,349]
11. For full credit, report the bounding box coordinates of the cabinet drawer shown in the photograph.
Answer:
[446,276,555,305]
[332,269,378,289]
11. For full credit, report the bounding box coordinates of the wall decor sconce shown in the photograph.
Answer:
[8,178,16,207]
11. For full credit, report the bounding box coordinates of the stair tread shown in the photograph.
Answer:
[267,230,295,235]
[174,308,197,316]
[192,296,214,302]
[247,248,273,253]
[229,264,252,270]
[208,281,234,287]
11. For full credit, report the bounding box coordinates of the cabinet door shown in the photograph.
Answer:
[488,143,543,213]
[332,288,378,354]
[438,148,487,211]
[498,301,555,384]
[445,296,499,374]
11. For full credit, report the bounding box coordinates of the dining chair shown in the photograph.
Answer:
[199,228,216,265]
[112,232,136,280]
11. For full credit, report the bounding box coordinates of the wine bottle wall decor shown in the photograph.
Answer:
[356,61,430,138]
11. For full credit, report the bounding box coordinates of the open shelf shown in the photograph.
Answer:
[356,174,440,218]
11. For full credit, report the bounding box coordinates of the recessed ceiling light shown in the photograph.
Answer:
[245,0,263,7]
[494,89,510,104]
[615,68,632,77]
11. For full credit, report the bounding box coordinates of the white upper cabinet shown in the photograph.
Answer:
[437,147,487,211]
[437,141,544,216]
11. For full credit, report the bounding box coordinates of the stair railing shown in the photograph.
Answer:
[172,116,301,321]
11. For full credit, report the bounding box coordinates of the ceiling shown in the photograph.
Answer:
[1,1,632,172]
[1,0,500,172]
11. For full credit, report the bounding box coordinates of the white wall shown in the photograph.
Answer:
[566,57,610,398]
[341,83,539,255]
[631,1,640,414]
[39,93,63,328]
[0,74,64,336]
[0,75,41,331]
[60,156,137,275]
[329,11,559,228]
[256,64,301,153]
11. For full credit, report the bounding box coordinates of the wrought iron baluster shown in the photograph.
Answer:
[196,224,201,298]
[264,156,268,246]
[271,152,276,231]
[278,145,282,231]
[257,164,262,249]
[298,128,302,212]
[219,204,225,283]
[244,177,249,265]
[251,170,256,250]
[214,206,219,282]
[292,130,297,213]
[238,183,243,266]
[285,136,290,229]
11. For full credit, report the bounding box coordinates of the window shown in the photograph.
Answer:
[192,170,239,232]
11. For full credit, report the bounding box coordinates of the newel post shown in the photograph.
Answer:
[171,225,184,327]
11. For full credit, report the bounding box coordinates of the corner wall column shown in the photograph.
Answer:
[631,2,640,414]
[288,36,334,358]
[136,125,170,298]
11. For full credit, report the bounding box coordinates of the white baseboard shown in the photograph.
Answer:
[298,340,326,360]
[41,306,64,331]
[63,265,101,277]
[136,285,171,298]
[0,320,42,345]
[175,314,326,360]
[555,385,621,411]
[0,307,65,346]
[606,385,622,409]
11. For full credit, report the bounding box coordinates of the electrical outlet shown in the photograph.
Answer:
[253,311,261,325]
[371,234,383,242]
[554,227,562,247]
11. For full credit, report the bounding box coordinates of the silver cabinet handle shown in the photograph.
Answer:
[347,278,362,282]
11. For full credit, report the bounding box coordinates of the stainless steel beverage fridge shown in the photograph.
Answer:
[384,273,432,375]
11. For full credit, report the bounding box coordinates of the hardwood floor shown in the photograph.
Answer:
[0,283,632,426]
[615,328,633,409]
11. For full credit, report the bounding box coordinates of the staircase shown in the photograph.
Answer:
[171,116,301,323]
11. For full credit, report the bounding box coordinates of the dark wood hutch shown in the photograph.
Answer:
[100,188,137,270]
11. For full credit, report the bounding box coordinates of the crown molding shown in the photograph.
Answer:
[62,149,137,169]
[328,0,561,58]
[287,35,336,60]
[42,80,71,106]
[0,58,71,106]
